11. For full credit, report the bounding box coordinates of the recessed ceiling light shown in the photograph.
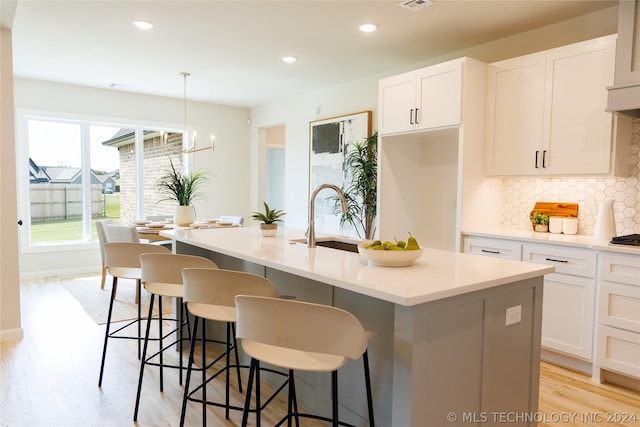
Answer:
[133,20,154,30]
[282,56,297,63]
[359,23,378,33]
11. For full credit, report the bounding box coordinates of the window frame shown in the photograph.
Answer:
[16,108,187,253]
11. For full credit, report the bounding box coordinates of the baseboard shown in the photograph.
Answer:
[20,267,100,281]
[541,348,592,375]
[0,327,24,342]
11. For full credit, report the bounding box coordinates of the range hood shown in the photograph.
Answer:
[606,0,640,118]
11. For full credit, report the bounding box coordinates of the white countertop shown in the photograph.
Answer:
[163,226,553,306]
[463,228,640,255]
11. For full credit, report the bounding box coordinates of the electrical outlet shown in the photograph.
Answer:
[505,305,522,326]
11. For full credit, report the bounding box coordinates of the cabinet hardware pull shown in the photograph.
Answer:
[409,109,414,125]
[545,257,568,263]
[415,108,419,124]
[481,249,500,254]
[542,150,547,168]
[535,151,539,168]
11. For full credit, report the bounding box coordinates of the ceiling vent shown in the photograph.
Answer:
[398,0,433,11]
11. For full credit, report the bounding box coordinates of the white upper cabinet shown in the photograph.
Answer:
[378,59,463,135]
[485,35,625,177]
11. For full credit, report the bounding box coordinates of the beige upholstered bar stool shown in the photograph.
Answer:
[235,295,375,427]
[133,253,218,421]
[179,268,283,427]
[98,242,170,387]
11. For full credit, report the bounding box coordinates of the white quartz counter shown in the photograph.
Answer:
[463,227,640,255]
[163,226,553,306]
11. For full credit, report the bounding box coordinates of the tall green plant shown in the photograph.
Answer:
[329,131,378,239]
[156,158,208,206]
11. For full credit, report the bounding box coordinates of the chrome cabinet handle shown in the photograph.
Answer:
[481,249,500,254]
[542,150,547,168]
[409,109,414,125]
[535,151,540,168]
[415,108,419,124]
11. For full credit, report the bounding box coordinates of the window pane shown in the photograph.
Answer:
[143,131,183,221]
[28,119,83,243]
[90,125,121,237]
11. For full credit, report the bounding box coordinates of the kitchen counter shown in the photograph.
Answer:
[163,226,553,426]
[163,226,553,306]
[463,227,640,255]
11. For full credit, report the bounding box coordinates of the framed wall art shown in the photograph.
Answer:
[308,111,371,237]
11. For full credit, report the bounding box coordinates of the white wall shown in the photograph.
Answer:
[1,27,23,340]
[14,78,250,277]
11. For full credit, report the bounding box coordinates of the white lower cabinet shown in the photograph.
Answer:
[522,243,597,360]
[594,252,640,380]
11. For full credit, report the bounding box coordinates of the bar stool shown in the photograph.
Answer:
[133,253,218,422]
[235,295,375,427]
[179,268,284,427]
[98,242,170,387]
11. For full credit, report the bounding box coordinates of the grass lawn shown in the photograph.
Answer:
[31,194,121,243]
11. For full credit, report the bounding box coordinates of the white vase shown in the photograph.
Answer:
[260,223,278,237]
[174,205,196,226]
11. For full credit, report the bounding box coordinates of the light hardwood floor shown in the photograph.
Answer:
[1,279,639,426]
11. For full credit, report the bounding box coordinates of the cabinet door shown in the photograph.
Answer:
[378,71,416,135]
[415,60,462,130]
[543,37,615,174]
[542,273,595,360]
[485,53,546,175]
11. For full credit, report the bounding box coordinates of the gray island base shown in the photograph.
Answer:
[164,226,553,426]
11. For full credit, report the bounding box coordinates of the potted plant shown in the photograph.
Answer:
[251,201,286,237]
[328,131,378,240]
[156,158,209,226]
[530,211,550,232]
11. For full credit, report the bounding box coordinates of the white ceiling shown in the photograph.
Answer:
[10,0,617,108]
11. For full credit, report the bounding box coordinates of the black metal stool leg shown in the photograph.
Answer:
[179,316,199,427]
[331,370,338,427]
[241,358,256,427]
[137,279,142,359]
[98,277,118,387]
[231,323,243,393]
[225,323,231,419]
[201,319,207,427]
[158,296,164,392]
[133,294,156,421]
[363,350,375,427]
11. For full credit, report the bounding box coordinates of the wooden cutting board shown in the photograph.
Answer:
[530,202,579,219]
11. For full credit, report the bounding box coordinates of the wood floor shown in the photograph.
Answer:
[1,279,639,426]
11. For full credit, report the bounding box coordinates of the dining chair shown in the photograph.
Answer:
[235,295,375,427]
[179,268,284,427]
[98,242,170,388]
[95,219,113,290]
[133,253,218,422]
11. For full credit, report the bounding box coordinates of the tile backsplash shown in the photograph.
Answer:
[502,118,640,236]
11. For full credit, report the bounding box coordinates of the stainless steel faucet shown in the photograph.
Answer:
[308,183,348,248]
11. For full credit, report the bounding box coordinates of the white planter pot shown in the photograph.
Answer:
[260,223,278,237]
[175,205,196,226]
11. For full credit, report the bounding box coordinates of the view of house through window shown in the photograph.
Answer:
[26,116,182,245]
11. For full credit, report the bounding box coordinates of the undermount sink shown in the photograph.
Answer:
[289,237,362,253]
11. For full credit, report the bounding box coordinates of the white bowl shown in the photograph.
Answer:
[357,242,423,267]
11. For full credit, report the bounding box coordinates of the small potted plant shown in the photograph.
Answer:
[251,201,286,237]
[530,211,550,232]
[156,158,209,226]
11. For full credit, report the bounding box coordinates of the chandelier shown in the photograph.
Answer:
[180,72,214,154]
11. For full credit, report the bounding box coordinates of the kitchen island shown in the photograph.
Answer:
[162,226,554,426]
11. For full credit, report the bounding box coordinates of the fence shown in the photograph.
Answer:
[30,184,105,222]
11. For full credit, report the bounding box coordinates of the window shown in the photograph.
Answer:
[19,111,184,248]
